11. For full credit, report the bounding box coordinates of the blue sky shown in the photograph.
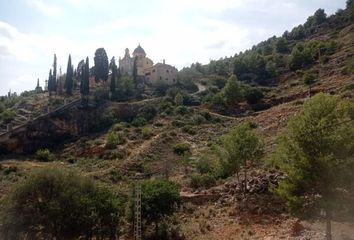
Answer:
[0,0,346,95]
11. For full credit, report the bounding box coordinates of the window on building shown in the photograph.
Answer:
[159,76,162,80]
[173,79,176,82]
[166,70,169,73]
[153,69,155,73]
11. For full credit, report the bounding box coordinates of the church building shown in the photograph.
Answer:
[118,44,177,86]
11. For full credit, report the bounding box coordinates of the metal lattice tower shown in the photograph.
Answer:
[134,182,142,240]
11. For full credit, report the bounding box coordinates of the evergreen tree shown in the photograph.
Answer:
[223,75,244,104]
[94,48,109,82]
[133,56,138,85]
[289,47,304,70]
[65,54,73,95]
[110,57,117,98]
[221,123,264,195]
[275,37,289,53]
[48,69,53,96]
[273,94,354,240]
[313,8,327,25]
[303,71,317,97]
[52,54,57,92]
[141,179,180,236]
[80,57,90,96]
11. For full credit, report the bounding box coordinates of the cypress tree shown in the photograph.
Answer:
[133,56,138,85]
[94,48,109,82]
[110,57,117,97]
[52,54,57,92]
[65,54,73,95]
[48,69,53,96]
[81,57,90,96]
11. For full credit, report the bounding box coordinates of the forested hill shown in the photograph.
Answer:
[178,2,354,88]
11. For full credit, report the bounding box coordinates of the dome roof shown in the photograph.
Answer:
[133,44,146,55]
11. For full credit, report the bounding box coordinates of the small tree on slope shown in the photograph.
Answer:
[273,93,354,240]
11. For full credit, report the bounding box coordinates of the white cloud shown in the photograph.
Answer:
[27,0,64,16]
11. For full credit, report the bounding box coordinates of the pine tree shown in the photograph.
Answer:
[65,55,73,95]
[94,48,109,82]
[273,94,354,240]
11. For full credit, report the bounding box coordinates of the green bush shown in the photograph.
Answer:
[102,107,117,126]
[171,120,185,128]
[211,91,226,105]
[244,88,264,104]
[190,173,216,188]
[142,126,153,139]
[139,105,157,121]
[0,109,15,124]
[182,125,197,135]
[105,131,124,149]
[0,103,4,114]
[346,57,354,73]
[35,148,53,162]
[132,117,147,127]
[174,106,189,115]
[196,156,218,175]
[200,111,212,121]
[140,179,181,235]
[172,143,190,155]
[111,122,126,131]
[0,168,125,240]
[193,115,206,125]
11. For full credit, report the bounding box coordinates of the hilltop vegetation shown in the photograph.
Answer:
[0,2,354,240]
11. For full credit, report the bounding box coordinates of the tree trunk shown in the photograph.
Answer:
[155,221,159,236]
[325,208,332,240]
[244,161,248,209]
[244,161,247,194]
[309,85,312,97]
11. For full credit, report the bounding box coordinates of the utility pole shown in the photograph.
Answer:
[134,182,142,240]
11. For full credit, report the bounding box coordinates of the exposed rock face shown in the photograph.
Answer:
[0,100,151,154]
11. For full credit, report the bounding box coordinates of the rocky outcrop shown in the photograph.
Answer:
[0,98,160,154]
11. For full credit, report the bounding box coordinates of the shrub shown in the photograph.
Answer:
[102,107,117,126]
[174,106,189,115]
[174,93,184,106]
[196,155,218,175]
[244,88,264,104]
[35,148,53,162]
[0,109,15,124]
[140,179,180,235]
[132,117,147,127]
[0,168,125,240]
[172,120,185,128]
[172,143,190,155]
[211,91,226,105]
[142,126,153,139]
[346,57,354,74]
[139,105,157,121]
[193,115,206,125]
[200,111,212,121]
[182,125,197,135]
[190,173,216,188]
[105,131,124,149]
[111,122,126,131]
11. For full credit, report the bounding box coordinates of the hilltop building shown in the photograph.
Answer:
[119,44,177,86]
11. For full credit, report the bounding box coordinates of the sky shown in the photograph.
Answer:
[0,0,346,96]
